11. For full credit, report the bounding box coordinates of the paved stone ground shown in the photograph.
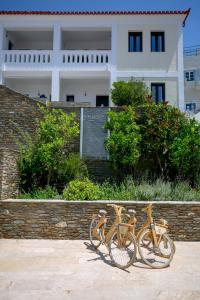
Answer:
[0,240,199,300]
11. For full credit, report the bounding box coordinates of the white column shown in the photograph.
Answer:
[52,24,61,101]
[109,71,117,107]
[177,25,185,112]
[111,24,117,69]
[53,24,61,66]
[80,108,84,158]
[0,24,4,85]
[53,24,61,51]
[51,70,60,102]
[0,24,4,50]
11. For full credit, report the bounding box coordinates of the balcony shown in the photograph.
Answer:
[1,28,111,70]
[2,50,111,69]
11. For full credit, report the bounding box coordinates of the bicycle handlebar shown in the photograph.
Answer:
[142,203,153,213]
[107,204,125,215]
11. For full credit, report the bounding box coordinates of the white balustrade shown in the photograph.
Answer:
[3,50,52,65]
[2,50,111,67]
[61,50,110,65]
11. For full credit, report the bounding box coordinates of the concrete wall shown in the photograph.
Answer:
[0,200,199,241]
[116,24,178,71]
[60,78,109,105]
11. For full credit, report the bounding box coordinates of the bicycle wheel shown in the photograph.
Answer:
[89,215,103,249]
[109,230,137,269]
[138,228,174,269]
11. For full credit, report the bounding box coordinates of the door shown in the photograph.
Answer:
[96,95,109,107]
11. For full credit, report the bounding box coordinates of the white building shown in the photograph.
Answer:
[184,45,200,113]
[0,10,189,108]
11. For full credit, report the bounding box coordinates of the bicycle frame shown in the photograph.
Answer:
[128,204,168,248]
[92,204,124,247]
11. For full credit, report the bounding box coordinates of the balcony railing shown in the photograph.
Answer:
[2,50,111,67]
[61,50,110,65]
[3,50,52,65]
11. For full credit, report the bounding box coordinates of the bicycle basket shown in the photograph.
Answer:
[155,224,167,235]
[118,223,132,235]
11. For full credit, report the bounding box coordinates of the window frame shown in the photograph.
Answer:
[151,83,166,104]
[151,32,165,52]
[128,32,143,52]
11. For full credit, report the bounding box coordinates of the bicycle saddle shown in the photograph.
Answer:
[128,209,136,215]
[99,209,107,215]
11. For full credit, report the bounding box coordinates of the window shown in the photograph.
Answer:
[66,95,74,102]
[128,32,143,52]
[185,71,194,81]
[151,83,165,104]
[151,32,165,52]
[96,96,109,107]
[186,103,196,111]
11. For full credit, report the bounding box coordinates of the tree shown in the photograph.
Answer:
[139,102,186,177]
[111,80,150,107]
[170,118,200,185]
[105,106,141,173]
[18,105,79,189]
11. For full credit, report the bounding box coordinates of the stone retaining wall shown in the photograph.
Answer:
[0,148,20,200]
[0,200,199,241]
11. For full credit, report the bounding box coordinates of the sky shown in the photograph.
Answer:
[0,0,199,47]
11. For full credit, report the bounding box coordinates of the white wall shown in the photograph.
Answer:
[5,78,51,100]
[60,78,109,106]
[116,24,178,72]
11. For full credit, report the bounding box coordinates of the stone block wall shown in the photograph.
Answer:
[0,86,81,199]
[0,200,199,241]
[0,148,20,200]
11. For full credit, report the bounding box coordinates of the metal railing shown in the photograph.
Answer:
[184,45,200,56]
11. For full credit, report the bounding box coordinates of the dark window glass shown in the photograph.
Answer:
[185,71,194,81]
[186,103,196,111]
[96,95,109,107]
[129,32,143,52]
[66,95,74,102]
[151,83,165,104]
[151,32,165,52]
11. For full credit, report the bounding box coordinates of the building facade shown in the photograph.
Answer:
[184,45,200,113]
[0,10,189,109]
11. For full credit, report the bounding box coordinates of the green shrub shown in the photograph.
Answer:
[98,177,200,201]
[58,153,88,183]
[111,80,150,107]
[170,118,200,185]
[19,186,60,199]
[63,178,100,200]
[18,105,79,191]
[105,106,141,172]
[139,102,187,177]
